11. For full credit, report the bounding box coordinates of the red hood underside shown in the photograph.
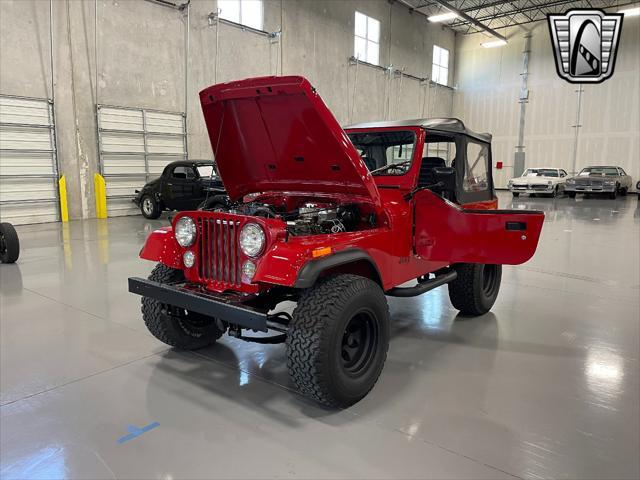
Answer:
[199,76,381,206]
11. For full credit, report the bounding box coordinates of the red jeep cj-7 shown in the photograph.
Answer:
[129,76,544,407]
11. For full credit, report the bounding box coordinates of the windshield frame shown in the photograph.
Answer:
[578,167,619,176]
[347,129,418,177]
[522,168,559,178]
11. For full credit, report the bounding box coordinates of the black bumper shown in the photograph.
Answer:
[128,277,268,332]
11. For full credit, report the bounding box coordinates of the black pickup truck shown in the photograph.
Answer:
[133,160,227,219]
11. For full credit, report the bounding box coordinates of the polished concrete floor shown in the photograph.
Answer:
[1,192,639,479]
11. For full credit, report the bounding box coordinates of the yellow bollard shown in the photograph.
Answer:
[59,175,69,222]
[94,173,108,219]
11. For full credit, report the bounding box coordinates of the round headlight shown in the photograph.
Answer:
[239,223,265,257]
[175,216,197,247]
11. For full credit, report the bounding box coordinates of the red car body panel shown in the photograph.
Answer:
[200,76,382,208]
[139,76,544,295]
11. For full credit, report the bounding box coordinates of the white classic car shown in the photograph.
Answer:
[508,167,568,197]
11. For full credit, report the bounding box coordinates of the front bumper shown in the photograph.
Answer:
[565,184,615,193]
[509,185,554,194]
[128,277,268,331]
[132,190,142,206]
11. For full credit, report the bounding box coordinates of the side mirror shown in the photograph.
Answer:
[433,167,456,192]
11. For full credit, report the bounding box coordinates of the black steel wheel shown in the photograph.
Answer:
[141,195,162,219]
[0,222,20,264]
[142,264,224,349]
[448,263,502,316]
[287,274,389,408]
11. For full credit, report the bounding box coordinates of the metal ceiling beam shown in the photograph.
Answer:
[451,0,581,27]
[428,0,508,40]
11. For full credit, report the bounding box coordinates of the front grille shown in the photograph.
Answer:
[531,184,550,190]
[196,214,242,287]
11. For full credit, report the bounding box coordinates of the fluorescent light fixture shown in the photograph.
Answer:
[481,39,508,48]
[428,12,458,22]
[618,6,640,16]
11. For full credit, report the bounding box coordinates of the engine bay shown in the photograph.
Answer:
[209,195,376,236]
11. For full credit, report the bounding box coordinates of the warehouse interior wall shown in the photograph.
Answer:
[0,0,456,221]
[453,15,640,189]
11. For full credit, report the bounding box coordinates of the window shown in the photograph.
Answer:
[560,169,568,177]
[463,142,489,192]
[347,130,416,175]
[172,166,195,180]
[196,165,217,178]
[354,11,380,65]
[522,168,559,177]
[432,45,449,86]
[618,167,627,175]
[425,140,456,164]
[218,0,263,30]
[578,167,619,176]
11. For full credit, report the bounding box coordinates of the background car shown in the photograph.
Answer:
[565,166,632,199]
[508,167,568,197]
[133,161,227,219]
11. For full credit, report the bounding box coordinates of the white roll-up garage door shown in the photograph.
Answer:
[97,105,186,216]
[0,95,59,225]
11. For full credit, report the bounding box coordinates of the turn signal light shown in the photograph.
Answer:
[312,247,332,258]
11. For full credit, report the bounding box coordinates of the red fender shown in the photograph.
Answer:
[139,227,182,269]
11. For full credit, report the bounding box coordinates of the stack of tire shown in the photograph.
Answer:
[0,223,20,264]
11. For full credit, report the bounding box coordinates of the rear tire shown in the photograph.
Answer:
[287,274,390,408]
[0,222,20,263]
[448,263,502,316]
[142,264,224,349]
[141,195,162,219]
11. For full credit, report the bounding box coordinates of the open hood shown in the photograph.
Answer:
[199,76,380,206]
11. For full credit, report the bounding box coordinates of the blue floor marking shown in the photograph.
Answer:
[117,422,160,444]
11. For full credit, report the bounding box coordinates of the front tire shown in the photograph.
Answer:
[568,192,576,198]
[142,264,224,349]
[609,187,618,200]
[512,192,520,198]
[448,263,502,316]
[287,274,390,408]
[141,195,162,219]
[0,222,20,263]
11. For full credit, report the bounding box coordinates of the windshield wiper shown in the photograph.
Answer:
[370,160,411,176]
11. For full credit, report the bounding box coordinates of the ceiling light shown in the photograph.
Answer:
[618,6,640,16]
[481,39,508,48]
[428,12,458,22]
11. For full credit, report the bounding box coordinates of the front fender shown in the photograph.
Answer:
[139,226,182,269]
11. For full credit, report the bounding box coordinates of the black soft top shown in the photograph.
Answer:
[345,117,492,143]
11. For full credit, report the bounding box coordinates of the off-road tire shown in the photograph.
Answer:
[141,195,162,219]
[568,192,576,198]
[512,192,519,198]
[142,264,223,349]
[0,222,20,263]
[286,274,390,408]
[448,263,502,316]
